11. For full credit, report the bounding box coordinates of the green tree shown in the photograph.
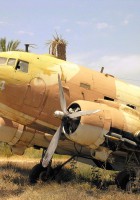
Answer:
[0,37,22,52]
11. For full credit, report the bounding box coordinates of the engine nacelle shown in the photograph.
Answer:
[63,100,140,150]
[63,100,108,149]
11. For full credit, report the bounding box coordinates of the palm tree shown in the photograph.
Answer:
[46,33,67,61]
[0,37,22,52]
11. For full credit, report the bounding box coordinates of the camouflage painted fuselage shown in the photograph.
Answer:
[0,51,139,167]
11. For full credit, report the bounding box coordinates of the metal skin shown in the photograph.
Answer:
[0,51,140,189]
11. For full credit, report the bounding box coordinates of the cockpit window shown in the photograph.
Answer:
[7,58,16,66]
[15,60,29,73]
[0,57,7,65]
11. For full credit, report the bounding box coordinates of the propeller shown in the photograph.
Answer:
[42,74,100,168]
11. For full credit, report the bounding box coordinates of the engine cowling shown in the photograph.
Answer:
[63,99,140,150]
[63,100,108,149]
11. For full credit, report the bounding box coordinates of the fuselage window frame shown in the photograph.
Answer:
[15,60,29,73]
[7,58,16,66]
[0,57,8,65]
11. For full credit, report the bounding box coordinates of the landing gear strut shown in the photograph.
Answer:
[29,148,53,184]
[29,148,75,184]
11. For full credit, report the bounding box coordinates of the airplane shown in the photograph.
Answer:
[0,51,139,192]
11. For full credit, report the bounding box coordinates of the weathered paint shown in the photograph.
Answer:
[0,51,139,161]
[115,79,140,110]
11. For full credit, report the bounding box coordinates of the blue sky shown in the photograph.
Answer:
[0,0,140,85]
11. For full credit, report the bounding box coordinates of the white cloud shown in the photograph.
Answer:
[0,21,6,24]
[96,22,114,30]
[61,19,69,23]
[122,14,133,26]
[54,26,61,30]
[17,30,34,36]
[122,19,129,25]
[90,55,140,86]
[76,20,91,26]
[76,18,96,26]
[69,53,140,86]
[0,21,11,26]
[65,28,71,33]
[76,20,113,31]
[96,22,109,30]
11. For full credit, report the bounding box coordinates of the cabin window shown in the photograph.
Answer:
[0,57,7,65]
[15,60,29,73]
[127,104,136,109]
[104,96,114,101]
[7,58,16,66]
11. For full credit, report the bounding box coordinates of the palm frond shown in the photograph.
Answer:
[0,37,22,52]
[0,38,7,52]
[46,33,67,60]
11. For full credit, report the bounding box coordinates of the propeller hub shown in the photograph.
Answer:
[54,110,65,119]
[63,103,81,135]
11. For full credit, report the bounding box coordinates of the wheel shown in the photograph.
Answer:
[126,180,140,193]
[39,167,54,182]
[29,163,45,184]
[126,180,135,193]
[115,170,136,190]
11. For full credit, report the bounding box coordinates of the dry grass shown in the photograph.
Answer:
[0,158,140,200]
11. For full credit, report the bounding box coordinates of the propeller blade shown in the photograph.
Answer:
[58,74,67,114]
[68,109,100,119]
[42,125,62,168]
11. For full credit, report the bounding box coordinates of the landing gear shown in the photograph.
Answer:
[115,152,140,193]
[115,168,140,192]
[29,161,53,184]
[115,170,134,190]
[29,148,75,184]
[29,148,54,184]
[126,180,137,193]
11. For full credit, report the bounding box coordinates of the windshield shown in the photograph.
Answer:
[15,60,29,73]
[7,58,16,66]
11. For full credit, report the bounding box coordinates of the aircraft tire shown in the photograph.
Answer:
[39,169,54,182]
[115,170,135,191]
[29,163,45,184]
[126,180,135,193]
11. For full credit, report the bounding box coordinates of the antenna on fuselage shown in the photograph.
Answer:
[24,44,37,52]
[100,67,104,73]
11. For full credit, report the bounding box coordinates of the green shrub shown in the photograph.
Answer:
[0,142,13,157]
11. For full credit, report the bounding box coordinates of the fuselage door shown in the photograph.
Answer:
[12,59,31,106]
[24,77,46,108]
[22,77,46,118]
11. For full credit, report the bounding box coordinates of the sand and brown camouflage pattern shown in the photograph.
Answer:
[0,51,139,161]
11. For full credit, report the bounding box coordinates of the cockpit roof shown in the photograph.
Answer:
[0,51,59,64]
